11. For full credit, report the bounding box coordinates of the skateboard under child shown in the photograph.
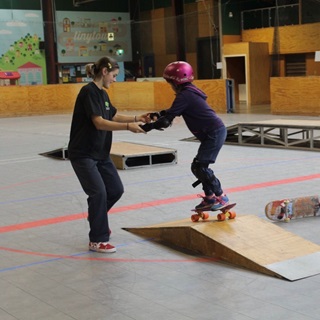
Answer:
[191,203,237,222]
[265,195,320,222]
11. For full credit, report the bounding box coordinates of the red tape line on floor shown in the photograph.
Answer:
[1,173,319,234]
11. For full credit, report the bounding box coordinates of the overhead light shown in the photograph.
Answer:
[228,11,233,18]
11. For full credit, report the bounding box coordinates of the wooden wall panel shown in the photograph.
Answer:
[139,11,153,54]
[55,83,84,112]
[223,42,249,56]
[154,80,227,112]
[0,86,29,117]
[152,9,166,55]
[111,82,155,110]
[164,7,176,55]
[222,35,241,44]
[306,53,320,76]
[248,42,270,105]
[279,23,320,54]
[0,84,84,117]
[200,80,223,109]
[271,77,320,115]
[195,79,227,113]
[186,52,197,77]
[27,85,57,114]
[197,1,212,38]
[242,23,320,54]
[155,54,176,77]
[184,3,198,53]
[0,80,227,117]
[153,82,175,109]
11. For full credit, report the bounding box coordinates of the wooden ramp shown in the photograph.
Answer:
[40,142,177,170]
[225,119,320,151]
[124,215,320,281]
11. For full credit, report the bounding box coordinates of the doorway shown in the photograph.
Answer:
[224,55,247,105]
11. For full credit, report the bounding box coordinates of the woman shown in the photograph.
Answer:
[68,56,149,253]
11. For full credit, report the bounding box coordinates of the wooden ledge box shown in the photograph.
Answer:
[110,142,177,170]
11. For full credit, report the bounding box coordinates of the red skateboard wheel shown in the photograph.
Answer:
[229,211,236,219]
[202,212,209,220]
[191,214,200,222]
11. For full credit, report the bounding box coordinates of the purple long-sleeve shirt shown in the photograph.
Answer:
[165,84,224,141]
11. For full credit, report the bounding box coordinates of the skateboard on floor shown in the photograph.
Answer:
[265,195,320,222]
[191,203,236,222]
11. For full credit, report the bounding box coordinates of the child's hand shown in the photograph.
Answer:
[136,113,152,123]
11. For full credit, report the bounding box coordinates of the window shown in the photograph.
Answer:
[285,54,306,77]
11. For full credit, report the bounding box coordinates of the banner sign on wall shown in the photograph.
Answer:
[56,11,132,64]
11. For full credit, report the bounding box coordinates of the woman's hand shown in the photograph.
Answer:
[127,122,146,133]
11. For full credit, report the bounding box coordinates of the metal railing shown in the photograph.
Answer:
[241,4,299,30]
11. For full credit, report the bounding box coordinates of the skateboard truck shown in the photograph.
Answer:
[282,199,291,222]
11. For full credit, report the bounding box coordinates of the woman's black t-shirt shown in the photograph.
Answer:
[68,82,117,160]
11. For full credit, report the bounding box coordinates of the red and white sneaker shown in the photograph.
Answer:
[89,242,116,253]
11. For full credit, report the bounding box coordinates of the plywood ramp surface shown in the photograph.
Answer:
[124,215,320,281]
[111,142,175,155]
[240,119,320,128]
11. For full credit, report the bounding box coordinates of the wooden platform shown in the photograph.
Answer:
[110,142,177,170]
[226,119,320,151]
[40,142,177,170]
[124,215,320,281]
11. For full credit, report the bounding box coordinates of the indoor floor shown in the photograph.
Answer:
[1,110,320,320]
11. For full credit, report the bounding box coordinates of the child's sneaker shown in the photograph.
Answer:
[211,194,229,210]
[89,242,116,253]
[195,195,217,210]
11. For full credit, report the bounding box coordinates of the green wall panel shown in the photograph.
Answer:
[54,0,129,12]
[0,0,41,10]
[0,0,129,12]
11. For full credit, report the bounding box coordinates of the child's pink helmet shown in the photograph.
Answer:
[163,61,194,85]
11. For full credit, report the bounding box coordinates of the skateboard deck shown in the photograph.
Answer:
[191,203,236,222]
[265,195,320,222]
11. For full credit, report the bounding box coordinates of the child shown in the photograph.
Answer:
[142,61,229,210]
